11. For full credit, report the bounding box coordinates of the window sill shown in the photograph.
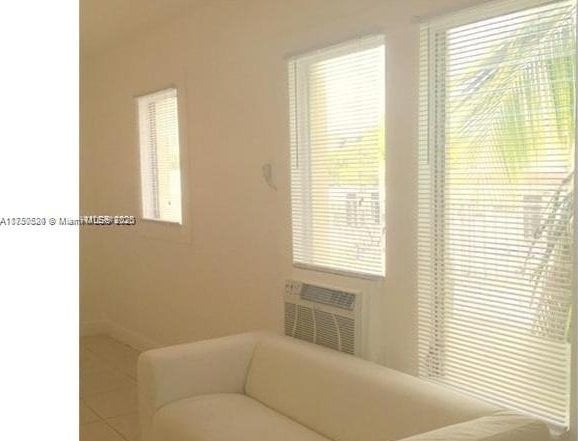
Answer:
[293,262,385,281]
[141,217,183,226]
[135,217,191,244]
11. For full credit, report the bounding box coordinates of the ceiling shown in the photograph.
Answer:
[80,0,201,57]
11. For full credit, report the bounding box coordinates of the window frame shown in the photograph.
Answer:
[136,87,184,225]
[288,35,387,280]
[133,83,191,244]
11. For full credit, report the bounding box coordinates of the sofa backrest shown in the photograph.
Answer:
[396,412,549,441]
[245,335,501,441]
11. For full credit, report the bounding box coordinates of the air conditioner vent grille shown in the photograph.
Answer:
[314,309,340,351]
[284,280,361,356]
[284,302,296,336]
[294,304,315,343]
[335,315,355,355]
[301,284,356,310]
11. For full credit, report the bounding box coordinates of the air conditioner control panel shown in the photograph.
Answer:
[284,279,302,296]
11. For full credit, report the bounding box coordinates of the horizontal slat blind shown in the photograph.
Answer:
[289,36,386,277]
[418,0,575,430]
[137,88,182,223]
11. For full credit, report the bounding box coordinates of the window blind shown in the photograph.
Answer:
[418,0,575,430]
[289,35,386,278]
[137,88,182,224]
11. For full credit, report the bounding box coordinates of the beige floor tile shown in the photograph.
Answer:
[81,369,135,397]
[80,349,113,374]
[80,334,142,440]
[80,401,101,425]
[80,422,125,441]
[107,413,140,441]
[110,350,140,379]
[83,386,138,418]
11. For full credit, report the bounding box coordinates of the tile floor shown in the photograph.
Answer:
[80,335,141,441]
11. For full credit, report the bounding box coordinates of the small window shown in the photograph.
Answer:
[289,36,386,278]
[137,88,182,224]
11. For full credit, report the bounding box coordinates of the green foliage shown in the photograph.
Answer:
[449,7,575,181]
[450,5,576,342]
[524,172,574,342]
[322,120,385,186]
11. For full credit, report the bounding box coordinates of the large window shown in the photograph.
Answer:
[137,88,183,224]
[418,0,575,430]
[289,36,386,278]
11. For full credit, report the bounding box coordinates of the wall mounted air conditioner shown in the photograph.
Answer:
[284,280,363,356]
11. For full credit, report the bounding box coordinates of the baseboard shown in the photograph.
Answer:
[106,322,162,351]
[79,320,162,351]
[80,320,110,336]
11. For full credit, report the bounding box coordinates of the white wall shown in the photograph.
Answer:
[80,60,107,330]
[80,6,576,436]
[77,0,499,364]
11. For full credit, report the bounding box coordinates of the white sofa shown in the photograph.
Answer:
[137,332,550,441]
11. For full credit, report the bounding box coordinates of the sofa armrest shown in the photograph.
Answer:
[137,331,264,441]
[396,412,550,441]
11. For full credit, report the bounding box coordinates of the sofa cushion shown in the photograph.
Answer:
[396,412,550,441]
[245,335,501,441]
[151,393,331,441]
